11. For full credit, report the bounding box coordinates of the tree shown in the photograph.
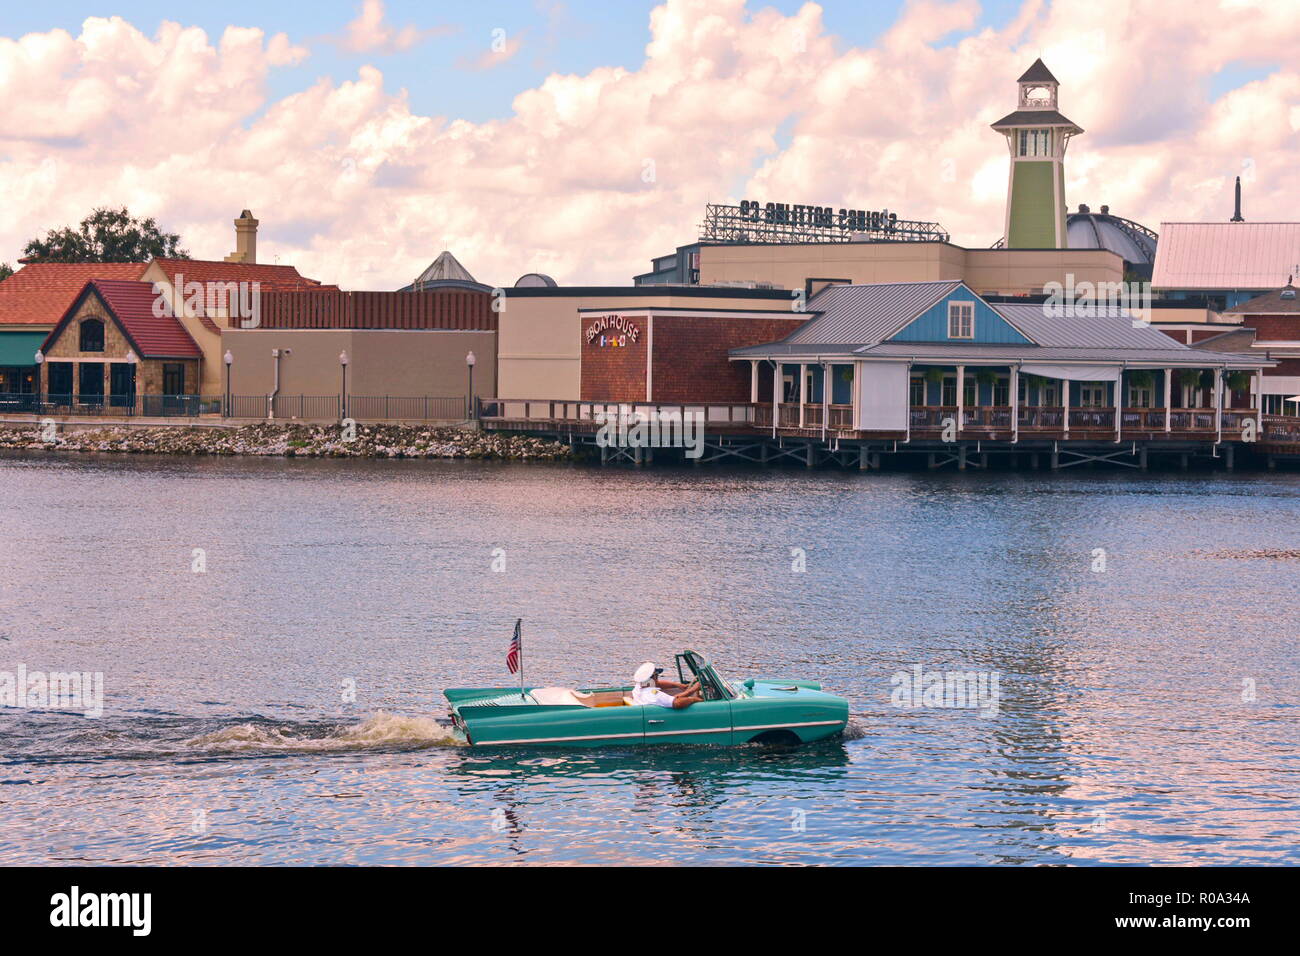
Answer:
[22,207,189,263]
[0,263,12,282]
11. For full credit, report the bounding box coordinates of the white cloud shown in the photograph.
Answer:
[340,0,444,54]
[1,1,1299,289]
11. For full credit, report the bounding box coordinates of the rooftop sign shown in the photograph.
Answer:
[699,201,949,244]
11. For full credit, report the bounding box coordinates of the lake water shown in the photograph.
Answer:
[1,452,1297,865]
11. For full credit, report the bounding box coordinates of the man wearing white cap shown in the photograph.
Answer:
[631,662,703,709]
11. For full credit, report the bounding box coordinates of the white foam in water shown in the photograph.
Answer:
[841,717,869,741]
[186,712,463,752]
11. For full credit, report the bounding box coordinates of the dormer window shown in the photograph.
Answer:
[1017,129,1053,157]
[948,302,974,339]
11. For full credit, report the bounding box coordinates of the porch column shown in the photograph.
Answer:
[798,362,808,428]
[1010,364,1019,443]
[1115,375,1122,443]
[749,360,759,403]
[1214,367,1223,442]
[1164,368,1172,433]
[771,361,780,438]
[1062,377,1070,437]
[1255,367,1264,435]
[821,361,829,439]
[955,364,965,435]
[904,362,912,443]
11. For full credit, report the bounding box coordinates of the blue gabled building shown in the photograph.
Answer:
[729,280,1271,449]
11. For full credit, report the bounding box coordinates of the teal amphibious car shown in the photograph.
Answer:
[445,650,849,747]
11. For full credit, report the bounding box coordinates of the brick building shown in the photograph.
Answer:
[1223,284,1300,415]
[579,308,807,403]
[38,280,202,410]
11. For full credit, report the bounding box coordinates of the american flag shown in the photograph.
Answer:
[506,619,522,675]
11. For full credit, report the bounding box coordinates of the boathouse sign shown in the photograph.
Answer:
[586,315,640,348]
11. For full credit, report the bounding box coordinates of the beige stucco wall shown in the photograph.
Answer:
[222,328,496,398]
[139,260,225,395]
[697,243,1125,296]
[498,293,799,399]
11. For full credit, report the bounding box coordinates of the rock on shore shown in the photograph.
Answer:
[0,422,574,461]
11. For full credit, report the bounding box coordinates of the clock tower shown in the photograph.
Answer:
[991,59,1082,249]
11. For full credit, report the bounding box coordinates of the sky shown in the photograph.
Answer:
[1,0,1298,289]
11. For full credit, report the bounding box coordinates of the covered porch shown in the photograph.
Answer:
[745,358,1270,442]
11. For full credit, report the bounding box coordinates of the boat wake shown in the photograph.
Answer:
[185,712,464,753]
[842,717,870,741]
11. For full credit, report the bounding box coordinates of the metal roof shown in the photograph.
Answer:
[1152,222,1300,290]
[990,108,1081,130]
[782,280,960,346]
[992,303,1187,349]
[1018,59,1059,84]
[853,342,1269,368]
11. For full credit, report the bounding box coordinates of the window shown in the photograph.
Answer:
[948,302,974,339]
[163,363,186,395]
[110,363,136,407]
[78,362,104,403]
[1017,376,1027,405]
[1128,385,1153,408]
[1041,382,1060,407]
[941,376,957,407]
[46,362,73,399]
[1079,384,1107,407]
[993,376,1010,407]
[963,375,977,408]
[79,318,105,352]
[1017,129,1052,157]
[909,376,925,407]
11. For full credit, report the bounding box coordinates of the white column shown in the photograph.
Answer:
[1164,369,1172,433]
[955,364,965,434]
[1011,365,1019,443]
[798,362,808,428]
[1062,377,1070,436]
[749,360,759,403]
[1255,368,1264,434]
[1114,376,1122,442]
[772,361,781,437]
[821,362,829,438]
[1214,367,1223,442]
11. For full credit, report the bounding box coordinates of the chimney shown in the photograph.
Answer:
[1231,177,1244,222]
[225,209,259,264]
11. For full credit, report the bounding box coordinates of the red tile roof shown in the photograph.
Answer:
[149,258,338,293]
[0,262,148,327]
[41,280,202,359]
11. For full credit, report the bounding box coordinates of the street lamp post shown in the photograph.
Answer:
[125,349,138,415]
[223,349,233,417]
[466,350,477,420]
[33,350,43,408]
[339,350,349,421]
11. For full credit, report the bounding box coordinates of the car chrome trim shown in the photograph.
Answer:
[477,719,845,746]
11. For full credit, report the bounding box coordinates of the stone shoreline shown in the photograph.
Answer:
[0,422,575,461]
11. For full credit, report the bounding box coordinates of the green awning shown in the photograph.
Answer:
[0,331,46,367]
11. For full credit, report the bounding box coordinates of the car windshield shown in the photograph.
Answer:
[679,652,733,701]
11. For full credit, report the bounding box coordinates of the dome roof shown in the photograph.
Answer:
[1066,205,1158,273]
